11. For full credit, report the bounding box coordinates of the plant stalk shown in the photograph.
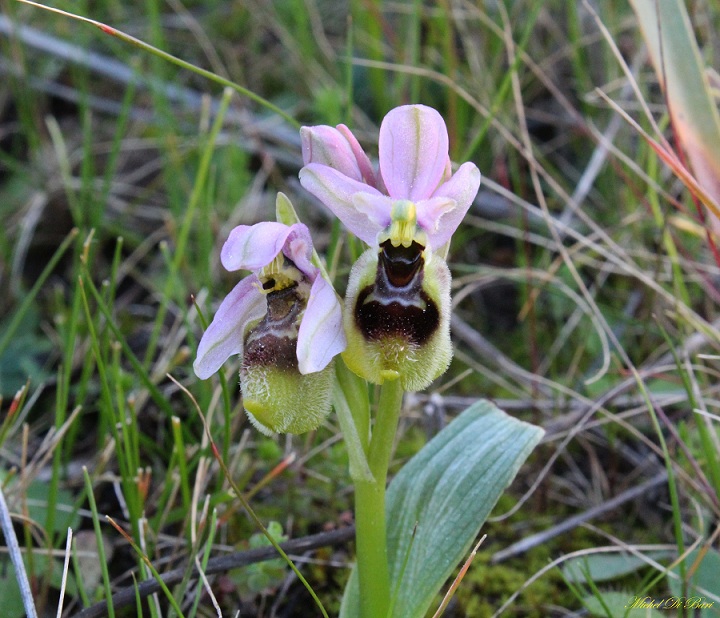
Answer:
[354,378,404,618]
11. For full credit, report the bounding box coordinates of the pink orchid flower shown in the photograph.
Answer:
[299,104,481,249]
[194,221,346,380]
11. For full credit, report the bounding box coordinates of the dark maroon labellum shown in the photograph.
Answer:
[243,285,302,370]
[355,240,439,346]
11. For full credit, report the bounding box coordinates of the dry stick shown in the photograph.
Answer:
[72,526,355,618]
[167,376,330,617]
[409,391,687,415]
[0,485,39,618]
[491,471,668,563]
[556,49,645,237]
[451,314,553,397]
[431,535,487,618]
[56,527,74,618]
[492,534,709,618]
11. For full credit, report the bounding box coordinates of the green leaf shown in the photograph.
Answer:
[0,551,79,616]
[667,548,720,617]
[0,306,53,397]
[233,522,288,594]
[563,551,672,584]
[583,591,664,618]
[340,400,544,618]
[26,481,81,535]
[275,192,302,226]
[630,0,720,226]
[0,572,24,618]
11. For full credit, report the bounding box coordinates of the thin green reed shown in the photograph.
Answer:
[187,508,219,618]
[83,467,116,618]
[461,2,542,163]
[79,269,141,541]
[143,88,233,370]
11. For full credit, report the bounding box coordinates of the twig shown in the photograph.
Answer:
[56,527,73,618]
[0,484,39,618]
[72,526,355,618]
[451,314,553,396]
[491,471,668,563]
[0,14,300,144]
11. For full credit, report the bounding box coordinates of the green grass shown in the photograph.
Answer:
[2,0,720,616]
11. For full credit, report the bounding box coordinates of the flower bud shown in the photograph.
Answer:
[300,124,376,186]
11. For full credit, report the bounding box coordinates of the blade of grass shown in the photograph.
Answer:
[56,242,86,458]
[106,516,186,618]
[187,508,219,618]
[171,416,192,514]
[0,382,30,449]
[343,16,354,125]
[43,365,67,592]
[628,365,686,589]
[430,536,486,618]
[133,576,144,618]
[45,116,83,228]
[136,520,162,618]
[17,0,299,128]
[56,527,73,618]
[0,2,42,155]
[80,271,174,418]
[82,468,115,618]
[630,0,720,227]
[460,2,541,163]
[168,373,330,618]
[0,484,39,618]
[78,272,134,486]
[351,0,390,114]
[0,228,78,358]
[70,537,92,609]
[143,86,233,367]
[657,323,720,503]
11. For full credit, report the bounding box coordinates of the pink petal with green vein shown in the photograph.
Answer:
[424,162,482,248]
[379,105,450,201]
[300,164,385,244]
[297,276,346,374]
[221,222,293,272]
[193,275,266,379]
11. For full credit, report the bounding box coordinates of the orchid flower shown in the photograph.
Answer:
[298,105,481,390]
[194,221,346,434]
[299,104,481,251]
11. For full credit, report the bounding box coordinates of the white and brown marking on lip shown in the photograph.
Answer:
[243,256,309,372]
[354,240,440,347]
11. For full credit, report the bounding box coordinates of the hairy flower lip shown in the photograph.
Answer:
[342,246,453,390]
[299,104,481,250]
[193,221,346,380]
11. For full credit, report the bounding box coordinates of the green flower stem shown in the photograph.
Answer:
[354,378,404,618]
